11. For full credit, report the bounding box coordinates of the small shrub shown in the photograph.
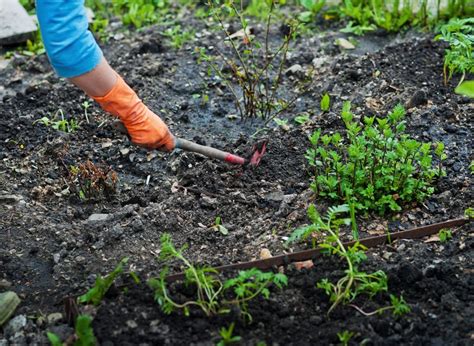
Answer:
[306,102,446,214]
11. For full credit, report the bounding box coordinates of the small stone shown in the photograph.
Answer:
[382,252,393,260]
[397,243,406,252]
[126,320,138,329]
[264,191,285,202]
[86,213,110,224]
[0,279,11,288]
[120,148,130,156]
[75,256,86,263]
[53,253,61,264]
[260,248,272,260]
[4,315,27,337]
[406,90,427,109]
[0,194,22,205]
[335,38,355,50]
[285,64,303,75]
[47,313,63,325]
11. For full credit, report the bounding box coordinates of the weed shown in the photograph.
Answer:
[82,101,91,124]
[438,228,452,242]
[436,18,474,86]
[465,207,474,218]
[34,109,79,133]
[337,330,354,346]
[294,113,310,125]
[212,216,229,235]
[148,234,287,321]
[288,204,410,316]
[320,93,330,112]
[163,25,195,49]
[306,102,446,214]
[68,160,118,200]
[217,322,241,345]
[78,258,128,306]
[47,314,96,346]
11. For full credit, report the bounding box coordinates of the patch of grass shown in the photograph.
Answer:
[47,314,96,346]
[306,102,446,214]
[217,322,241,345]
[438,228,452,242]
[162,25,195,49]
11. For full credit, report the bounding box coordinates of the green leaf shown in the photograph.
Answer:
[47,332,62,346]
[320,93,330,112]
[74,315,96,346]
[455,80,474,98]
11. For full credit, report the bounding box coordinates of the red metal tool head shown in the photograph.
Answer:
[248,139,268,167]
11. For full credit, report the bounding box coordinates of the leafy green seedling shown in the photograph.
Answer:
[288,204,408,316]
[163,25,195,49]
[82,101,91,124]
[223,268,288,322]
[438,229,452,243]
[149,234,287,321]
[78,257,128,306]
[320,93,330,112]
[217,322,241,346]
[34,109,79,133]
[212,216,229,236]
[465,207,474,219]
[47,314,96,346]
[337,330,354,346]
[294,114,310,125]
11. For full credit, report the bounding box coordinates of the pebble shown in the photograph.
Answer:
[4,315,27,337]
[335,38,355,49]
[86,213,111,224]
[75,256,86,263]
[47,312,63,325]
[126,320,138,329]
[0,279,11,288]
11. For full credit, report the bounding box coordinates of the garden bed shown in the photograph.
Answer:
[0,6,473,345]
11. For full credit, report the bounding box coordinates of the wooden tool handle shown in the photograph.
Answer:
[175,138,246,165]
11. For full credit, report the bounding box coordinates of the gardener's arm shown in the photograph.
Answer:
[35,0,175,151]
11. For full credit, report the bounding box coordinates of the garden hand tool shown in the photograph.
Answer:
[113,121,267,167]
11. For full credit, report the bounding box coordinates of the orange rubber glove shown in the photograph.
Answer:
[92,75,175,151]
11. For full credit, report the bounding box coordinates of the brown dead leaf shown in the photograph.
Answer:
[260,248,272,260]
[424,234,440,243]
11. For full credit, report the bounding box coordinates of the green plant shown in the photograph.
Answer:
[306,102,446,214]
[148,234,287,321]
[298,0,326,23]
[23,30,46,56]
[47,314,96,346]
[82,101,91,124]
[198,0,309,121]
[212,216,229,235]
[112,0,167,28]
[465,207,474,218]
[294,113,310,125]
[223,268,288,322]
[435,18,474,86]
[163,25,195,49]
[78,258,128,306]
[455,80,474,98]
[337,330,354,346]
[0,291,21,326]
[34,109,80,133]
[438,228,452,242]
[320,93,330,112]
[288,204,410,316]
[217,322,241,345]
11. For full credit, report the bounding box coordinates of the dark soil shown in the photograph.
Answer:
[0,7,473,346]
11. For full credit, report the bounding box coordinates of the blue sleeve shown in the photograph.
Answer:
[36,0,103,78]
